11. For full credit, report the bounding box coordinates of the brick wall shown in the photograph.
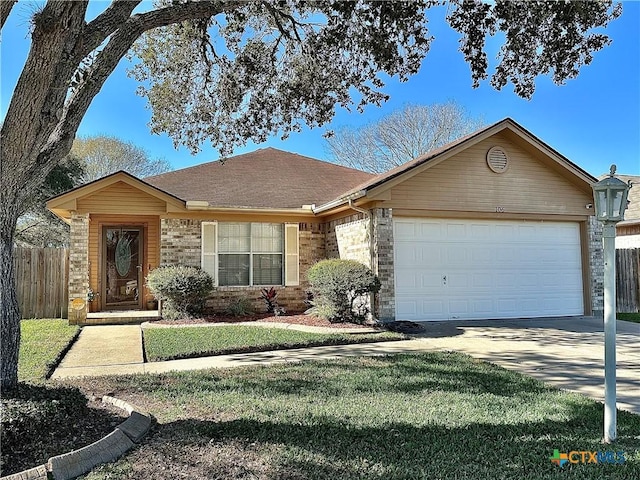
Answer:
[159,220,325,314]
[160,219,201,267]
[334,218,371,268]
[68,213,89,323]
[371,208,395,321]
[588,216,604,315]
[325,213,367,259]
[68,213,89,301]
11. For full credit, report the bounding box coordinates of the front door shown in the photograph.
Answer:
[103,226,143,310]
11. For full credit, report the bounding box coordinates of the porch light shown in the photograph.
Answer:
[592,165,631,223]
[591,164,632,444]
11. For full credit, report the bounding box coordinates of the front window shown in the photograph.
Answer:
[217,222,283,286]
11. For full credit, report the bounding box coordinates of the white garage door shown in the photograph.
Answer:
[394,218,584,321]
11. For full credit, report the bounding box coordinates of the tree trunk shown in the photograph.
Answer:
[1,203,20,390]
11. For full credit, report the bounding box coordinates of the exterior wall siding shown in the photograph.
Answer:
[68,213,89,323]
[324,210,395,322]
[159,219,326,314]
[589,216,604,315]
[325,213,367,259]
[160,218,201,267]
[371,208,395,321]
[334,218,371,268]
[381,133,594,216]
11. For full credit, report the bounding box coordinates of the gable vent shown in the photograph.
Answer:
[487,146,509,173]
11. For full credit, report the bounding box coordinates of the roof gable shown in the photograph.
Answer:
[46,171,185,220]
[318,118,596,211]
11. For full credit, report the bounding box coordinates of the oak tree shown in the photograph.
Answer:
[0,0,621,388]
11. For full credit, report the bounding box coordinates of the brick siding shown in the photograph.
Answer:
[68,213,89,324]
[588,216,604,315]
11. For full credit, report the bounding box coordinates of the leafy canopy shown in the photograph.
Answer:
[129,1,621,156]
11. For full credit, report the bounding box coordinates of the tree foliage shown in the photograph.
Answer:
[447,0,622,99]
[0,0,623,389]
[326,102,484,173]
[71,135,171,183]
[15,157,84,248]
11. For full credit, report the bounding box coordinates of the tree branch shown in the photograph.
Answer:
[36,1,243,173]
[80,0,143,59]
[0,0,17,31]
[262,1,303,43]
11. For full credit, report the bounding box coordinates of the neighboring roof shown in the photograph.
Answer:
[144,147,375,209]
[613,175,639,224]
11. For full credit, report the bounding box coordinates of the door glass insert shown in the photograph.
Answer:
[105,227,141,306]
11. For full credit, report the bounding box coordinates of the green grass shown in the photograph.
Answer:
[18,319,79,382]
[79,352,640,480]
[617,313,640,323]
[143,325,405,361]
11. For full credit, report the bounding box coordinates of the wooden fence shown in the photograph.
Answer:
[13,247,69,319]
[616,248,640,313]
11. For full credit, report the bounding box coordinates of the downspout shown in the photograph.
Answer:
[347,199,377,321]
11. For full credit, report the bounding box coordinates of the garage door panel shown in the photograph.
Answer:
[394,218,584,321]
[396,300,418,317]
[395,273,417,289]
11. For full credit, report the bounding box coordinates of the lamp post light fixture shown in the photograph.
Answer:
[591,164,632,443]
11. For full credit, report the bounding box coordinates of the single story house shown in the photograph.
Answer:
[612,175,639,248]
[47,118,604,324]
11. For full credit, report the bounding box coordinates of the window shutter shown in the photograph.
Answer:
[284,223,299,286]
[201,221,218,286]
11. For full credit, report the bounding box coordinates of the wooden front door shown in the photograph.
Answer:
[102,226,143,310]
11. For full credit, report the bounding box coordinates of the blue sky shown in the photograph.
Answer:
[2,1,639,176]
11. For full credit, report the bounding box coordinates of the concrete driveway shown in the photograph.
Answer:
[412,316,640,414]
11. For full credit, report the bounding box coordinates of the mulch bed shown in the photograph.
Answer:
[153,313,377,329]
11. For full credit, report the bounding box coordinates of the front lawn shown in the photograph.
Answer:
[617,313,640,324]
[18,319,80,382]
[143,325,405,361]
[74,352,640,479]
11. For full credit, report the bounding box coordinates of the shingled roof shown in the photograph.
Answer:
[611,175,639,222]
[144,147,375,209]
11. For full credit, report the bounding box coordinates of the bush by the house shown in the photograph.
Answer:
[146,265,213,320]
[260,287,285,316]
[307,259,380,324]
[226,296,254,317]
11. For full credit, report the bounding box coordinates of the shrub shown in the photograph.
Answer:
[307,259,380,324]
[260,287,278,313]
[226,296,254,317]
[146,266,213,320]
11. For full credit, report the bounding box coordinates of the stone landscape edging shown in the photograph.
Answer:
[1,396,152,480]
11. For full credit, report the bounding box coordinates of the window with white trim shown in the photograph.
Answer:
[201,222,298,287]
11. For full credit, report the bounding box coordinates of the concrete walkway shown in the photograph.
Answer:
[51,317,639,414]
[54,325,143,372]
